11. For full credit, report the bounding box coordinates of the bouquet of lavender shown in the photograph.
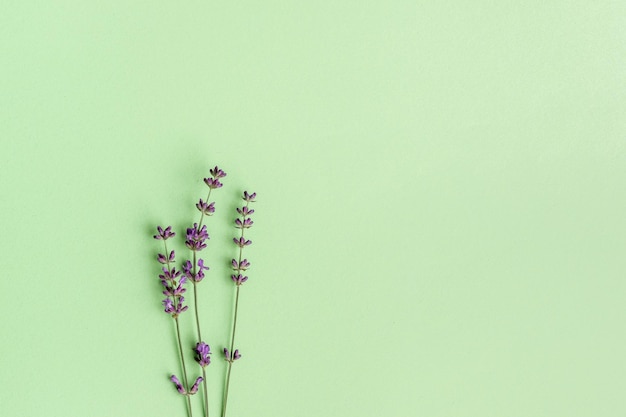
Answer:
[153,166,257,417]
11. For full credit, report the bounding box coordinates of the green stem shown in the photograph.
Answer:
[175,317,193,417]
[222,362,233,417]
[229,286,241,357]
[192,254,202,342]
[202,367,209,417]
[222,285,241,417]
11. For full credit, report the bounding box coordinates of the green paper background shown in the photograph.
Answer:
[1,1,625,416]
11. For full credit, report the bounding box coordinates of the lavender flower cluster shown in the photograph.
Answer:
[152,166,257,417]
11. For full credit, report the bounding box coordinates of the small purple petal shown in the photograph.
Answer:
[237,206,255,216]
[190,377,203,394]
[204,178,223,189]
[231,274,248,285]
[233,237,252,248]
[198,259,209,271]
[163,298,174,314]
[210,166,227,179]
[242,191,256,202]
[154,226,176,240]
[195,342,211,367]
[170,375,186,394]
[182,260,193,277]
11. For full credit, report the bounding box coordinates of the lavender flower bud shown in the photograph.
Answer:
[170,375,186,395]
[163,298,174,314]
[175,296,189,316]
[160,267,181,281]
[186,223,209,251]
[231,259,251,271]
[209,166,227,179]
[234,218,254,229]
[236,207,255,216]
[154,226,176,240]
[158,250,176,264]
[233,237,252,247]
[182,260,193,278]
[196,199,216,216]
[204,178,223,189]
[167,280,186,296]
[190,377,203,394]
[231,274,248,285]
[242,191,256,202]
[223,347,242,362]
[195,342,211,367]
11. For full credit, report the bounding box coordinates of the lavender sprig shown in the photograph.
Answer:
[222,191,256,417]
[187,166,226,417]
[155,227,193,416]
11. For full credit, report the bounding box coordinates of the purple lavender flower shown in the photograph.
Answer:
[223,347,242,362]
[154,226,176,240]
[157,250,176,264]
[203,178,223,189]
[185,223,209,251]
[170,375,186,395]
[209,166,227,179]
[195,342,211,367]
[195,259,209,282]
[231,259,251,271]
[242,191,256,202]
[162,278,187,297]
[182,259,209,282]
[159,266,181,281]
[163,298,175,314]
[196,199,215,216]
[174,296,188,316]
[233,237,252,248]
[231,274,248,285]
[234,218,254,229]
[189,376,203,394]
[182,260,193,278]
[162,294,188,317]
[236,206,254,216]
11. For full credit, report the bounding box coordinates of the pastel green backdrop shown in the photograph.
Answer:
[1,1,625,416]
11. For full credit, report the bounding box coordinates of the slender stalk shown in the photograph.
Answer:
[229,286,241,358]
[192,254,202,342]
[222,284,241,417]
[175,317,193,417]
[222,362,233,417]
[202,368,209,417]
[193,188,212,417]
